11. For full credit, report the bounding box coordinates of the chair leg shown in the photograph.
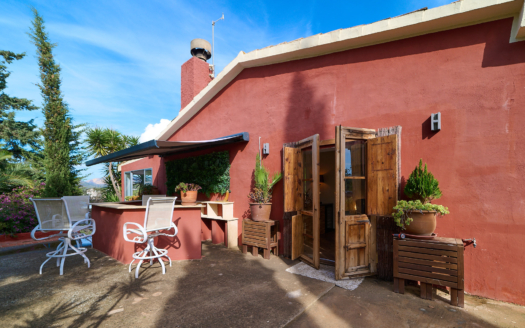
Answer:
[151,245,165,275]
[69,239,90,268]
[55,241,64,267]
[59,240,69,276]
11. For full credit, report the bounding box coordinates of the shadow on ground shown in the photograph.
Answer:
[1,242,524,328]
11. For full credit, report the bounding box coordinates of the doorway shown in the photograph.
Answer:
[319,147,336,266]
[284,126,399,280]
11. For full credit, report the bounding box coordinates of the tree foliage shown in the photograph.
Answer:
[403,159,442,204]
[0,50,41,162]
[85,127,139,201]
[0,149,36,193]
[29,8,85,197]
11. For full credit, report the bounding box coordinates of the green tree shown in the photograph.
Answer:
[29,8,84,197]
[85,127,139,201]
[0,51,42,163]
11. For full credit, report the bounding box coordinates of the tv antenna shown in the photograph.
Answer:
[211,13,224,78]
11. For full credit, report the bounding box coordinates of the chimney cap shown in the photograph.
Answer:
[190,38,212,61]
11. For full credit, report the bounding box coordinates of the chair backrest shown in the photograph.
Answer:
[144,197,177,232]
[142,194,166,206]
[31,198,71,231]
[62,196,90,222]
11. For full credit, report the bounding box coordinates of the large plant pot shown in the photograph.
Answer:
[181,191,198,206]
[404,210,437,236]
[250,203,272,221]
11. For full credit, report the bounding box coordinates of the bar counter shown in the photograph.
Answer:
[91,201,204,264]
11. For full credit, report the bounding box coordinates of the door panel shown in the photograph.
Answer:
[291,214,303,260]
[367,134,398,216]
[286,135,320,269]
[335,126,376,280]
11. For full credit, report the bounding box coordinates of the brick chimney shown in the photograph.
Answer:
[181,39,213,109]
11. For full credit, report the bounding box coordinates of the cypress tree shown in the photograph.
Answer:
[29,8,74,196]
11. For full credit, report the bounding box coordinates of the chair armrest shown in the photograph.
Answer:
[31,225,67,241]
[156,222,179,238]
[85,212,91,220]
[68,219,96,240]
[123,222,147,243]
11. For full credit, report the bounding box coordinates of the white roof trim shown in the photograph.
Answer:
[158,0,523,141]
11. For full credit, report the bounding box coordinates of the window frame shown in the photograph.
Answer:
[123,168,153,197]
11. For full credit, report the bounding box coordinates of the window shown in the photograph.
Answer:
[124,168,153,197]
[344,140,366,215]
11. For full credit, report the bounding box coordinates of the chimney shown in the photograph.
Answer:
[181,39,213,109]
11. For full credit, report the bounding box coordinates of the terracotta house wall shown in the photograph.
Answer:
[122,18,525,305]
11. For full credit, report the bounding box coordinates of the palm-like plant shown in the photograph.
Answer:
[85,128,139,201]
[0,150,34,193]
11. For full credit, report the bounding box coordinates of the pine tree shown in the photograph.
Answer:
[29,8,81,196]
[0,51,41,162]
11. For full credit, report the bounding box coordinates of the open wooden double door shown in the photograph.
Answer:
[284,126,398,280]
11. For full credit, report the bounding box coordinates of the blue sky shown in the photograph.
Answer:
[1,0,453,180]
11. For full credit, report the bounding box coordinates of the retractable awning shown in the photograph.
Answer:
[85,132,249,166]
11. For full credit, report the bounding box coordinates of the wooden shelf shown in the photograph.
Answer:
[201,215,237,221]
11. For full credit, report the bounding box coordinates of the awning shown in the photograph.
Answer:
[85,132,249,166]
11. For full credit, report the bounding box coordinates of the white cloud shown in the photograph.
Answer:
[139,118,171,143]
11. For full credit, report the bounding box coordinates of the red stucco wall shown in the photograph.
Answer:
[123,18,525,305]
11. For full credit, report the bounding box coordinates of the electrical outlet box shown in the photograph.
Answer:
[431,112,441,131]
[263,143,269,155]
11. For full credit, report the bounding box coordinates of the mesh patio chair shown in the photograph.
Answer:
[62,196,91,222]
[141,194,166,206]
[123,197,178,278]
[30,198,96,275]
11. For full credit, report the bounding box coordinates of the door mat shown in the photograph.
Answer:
[286,262,364,291]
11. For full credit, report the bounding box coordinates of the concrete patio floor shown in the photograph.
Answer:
[0,242,524,328]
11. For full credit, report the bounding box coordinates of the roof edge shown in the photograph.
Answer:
[157,0,523,141]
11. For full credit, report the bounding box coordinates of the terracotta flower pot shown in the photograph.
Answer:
[250,203,272,221]
[404,210,437,236]
[181,190,198,206]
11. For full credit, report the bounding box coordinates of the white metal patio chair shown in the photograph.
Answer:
[30,198,96,275]
[123,197,178,278]
[62,196,91,222]
[141,194,166,206]
[62,196,91,248]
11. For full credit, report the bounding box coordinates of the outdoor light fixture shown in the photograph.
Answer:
[263,143,269,155]
[320,175,325,183]
[431,112,441,131]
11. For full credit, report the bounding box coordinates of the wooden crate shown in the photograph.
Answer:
[393,237,465,307]
[242,220,280,260]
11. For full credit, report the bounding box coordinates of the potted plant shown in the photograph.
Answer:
[174,182,202,206]
[139,184,160,196]
[392,159,449,235]
[248,154,282,221]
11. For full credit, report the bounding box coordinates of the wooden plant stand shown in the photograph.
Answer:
[242,220,280,260]
[393,237,465,307]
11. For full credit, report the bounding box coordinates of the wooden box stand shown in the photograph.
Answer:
[242,220,280,260]
[393,237,465,307]
[200,202,238,248]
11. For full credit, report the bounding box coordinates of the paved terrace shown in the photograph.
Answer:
[1,242,524,328]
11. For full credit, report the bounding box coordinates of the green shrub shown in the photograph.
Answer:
[404,159,442,204]
[392,200,449,229]
[165,151,230,198]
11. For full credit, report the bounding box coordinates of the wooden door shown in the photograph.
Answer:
[335,127,397,280]
[367,134,398,216]
[284,135,320,269]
